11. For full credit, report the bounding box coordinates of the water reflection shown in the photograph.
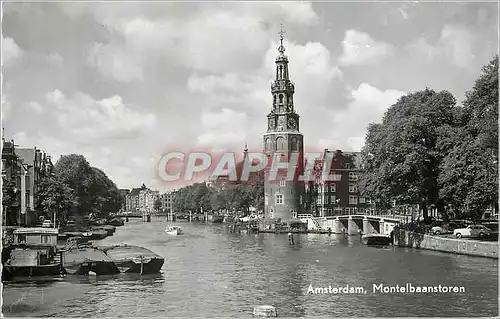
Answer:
[64,273,165,286]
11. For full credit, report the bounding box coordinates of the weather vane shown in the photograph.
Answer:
[278,23,286,54]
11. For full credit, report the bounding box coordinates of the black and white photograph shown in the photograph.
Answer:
[1,1,498,317]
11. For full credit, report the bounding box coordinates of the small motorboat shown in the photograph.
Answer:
[165,226,183,235]
[362,234,392,246]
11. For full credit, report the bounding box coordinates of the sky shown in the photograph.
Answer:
[2,2,498,191]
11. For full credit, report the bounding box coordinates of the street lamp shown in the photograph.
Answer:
[336,198,341,216]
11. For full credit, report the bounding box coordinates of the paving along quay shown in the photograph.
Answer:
[2,3,498,317]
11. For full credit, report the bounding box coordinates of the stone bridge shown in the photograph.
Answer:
[298,214,412,236]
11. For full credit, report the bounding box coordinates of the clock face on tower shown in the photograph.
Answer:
[288,118,296,129]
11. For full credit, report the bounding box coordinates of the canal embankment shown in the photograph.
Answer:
[394,229,498,259]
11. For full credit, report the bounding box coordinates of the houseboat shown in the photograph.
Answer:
[2,228,66,281]
[101,244,164,275]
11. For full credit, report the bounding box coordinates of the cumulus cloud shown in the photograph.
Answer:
[2,37,22,66]
[197,108,248,150]
[87,42,144,82]
[338,30,394,66]
[25,101,43,113]
[440,24,477,68]
[187,73,258,94]
[85,2,320,75]
[43,89,157,140]
[319,83,405,151]
[406,24,478,69]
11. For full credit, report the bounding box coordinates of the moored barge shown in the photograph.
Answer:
[100,244,164,275]
[62,237,119,275]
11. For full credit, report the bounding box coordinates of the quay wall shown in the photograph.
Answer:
[394,229,498,259]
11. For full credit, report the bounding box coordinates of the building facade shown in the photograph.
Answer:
[125,185,146,212]
[2,138,53,226]
[311,149,375,217]
[263,30,304,221]
[161,191,176,213]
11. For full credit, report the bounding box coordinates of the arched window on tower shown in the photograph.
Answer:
[279,65,283,79]
[265,138,271,152]
[276,137,286,151]
[279,94,284,104]
[273,95,276,105]
[291,137,298,151]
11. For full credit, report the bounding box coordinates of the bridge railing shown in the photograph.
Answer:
[297,214,314,219]
[311,212,416,222]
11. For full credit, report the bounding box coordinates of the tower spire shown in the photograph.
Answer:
[278,23,286,54]
[243,142,249,163]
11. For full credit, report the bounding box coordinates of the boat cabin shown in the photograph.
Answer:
[13,228,59,247]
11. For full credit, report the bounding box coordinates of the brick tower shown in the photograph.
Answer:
[263,25,304,221]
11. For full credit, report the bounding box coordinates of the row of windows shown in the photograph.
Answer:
[273,93,292,105]
[316,196,372,205]
[316,172,358,184]
[318,183,359,193]
[264,137,301,152]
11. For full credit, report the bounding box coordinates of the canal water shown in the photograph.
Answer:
[2,217,498,317]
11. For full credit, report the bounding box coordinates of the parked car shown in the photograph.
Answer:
[430,222,465,235]
[41,220,53,228]
[453,225,492,239]
[430,226,450,235]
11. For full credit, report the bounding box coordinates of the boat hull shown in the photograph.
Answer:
[114,258,164,274]
[63,260,119,275]
[362,234,392,246]
[3,264,66,280]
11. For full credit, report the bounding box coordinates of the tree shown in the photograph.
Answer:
[438,56,498,221]
[36,176,76,224]
[54,154,95,217]
[2,179,18,225]
[359,88,457,221]
[172,186,188,212]
[87,167,122,218]
[52,154,123,220]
